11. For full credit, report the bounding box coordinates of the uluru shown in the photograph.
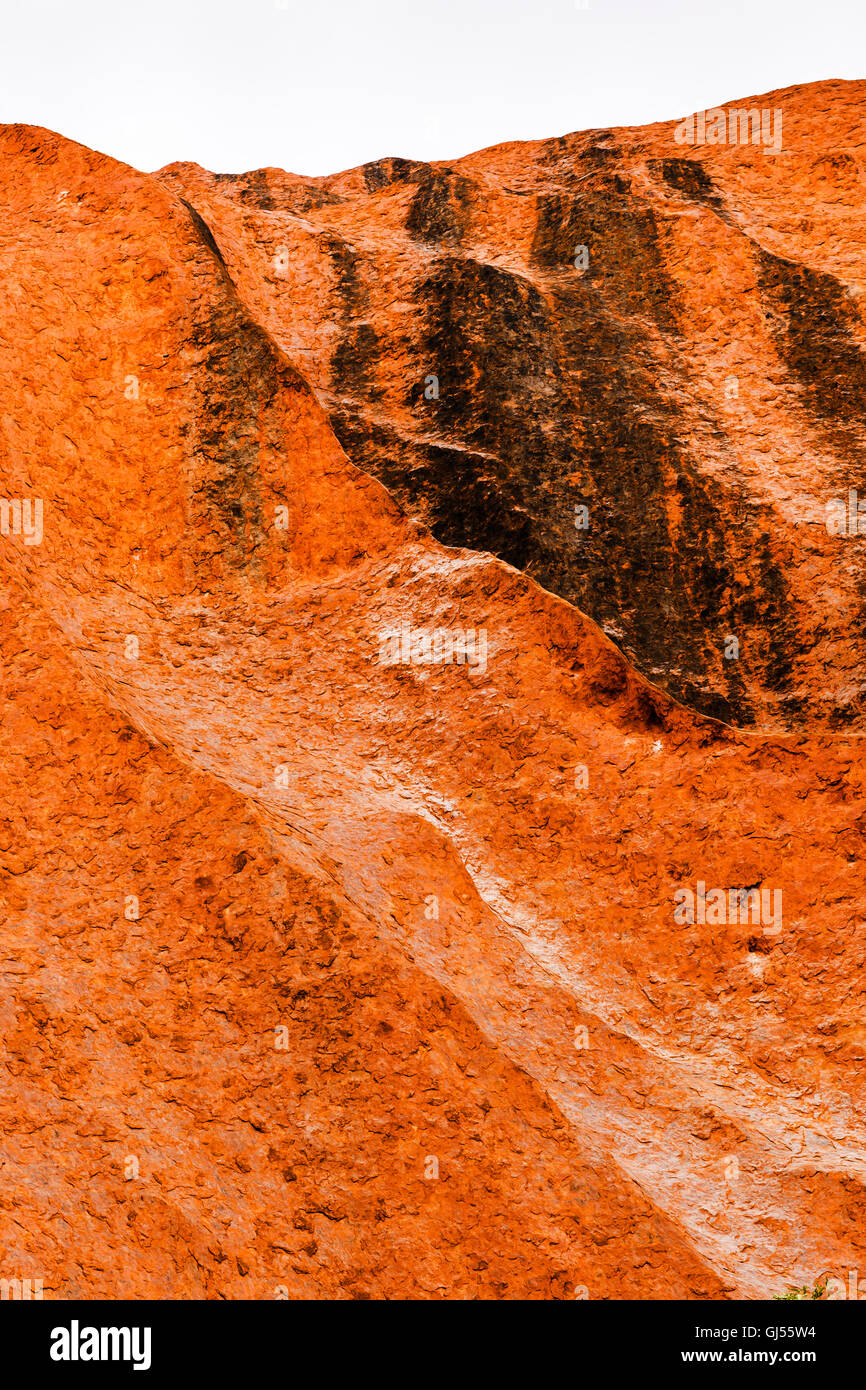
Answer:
[1,76,866,1302]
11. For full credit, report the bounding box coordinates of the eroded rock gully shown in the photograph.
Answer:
[0,80,865,1300]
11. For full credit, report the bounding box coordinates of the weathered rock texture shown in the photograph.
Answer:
[0,81,865,1301]
[159,78,866,730]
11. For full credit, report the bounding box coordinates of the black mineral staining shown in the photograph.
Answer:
[406,170,474,246]
[327,192,797,724]
[758,248,866,430]
[310,154,813,725]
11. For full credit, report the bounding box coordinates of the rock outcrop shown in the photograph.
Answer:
[160,78,866,730]
[1,81,865,1300]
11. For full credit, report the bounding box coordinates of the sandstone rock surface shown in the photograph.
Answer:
[0,82,865,1300]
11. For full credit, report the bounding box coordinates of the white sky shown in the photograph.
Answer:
[1,0,863,176]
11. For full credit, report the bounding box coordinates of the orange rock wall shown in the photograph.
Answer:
[1,84,865,1300]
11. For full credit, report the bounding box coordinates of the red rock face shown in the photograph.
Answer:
[159,78,866,731]
[1,83,865,1301]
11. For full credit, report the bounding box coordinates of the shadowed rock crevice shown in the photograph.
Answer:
[181,199,229,270]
